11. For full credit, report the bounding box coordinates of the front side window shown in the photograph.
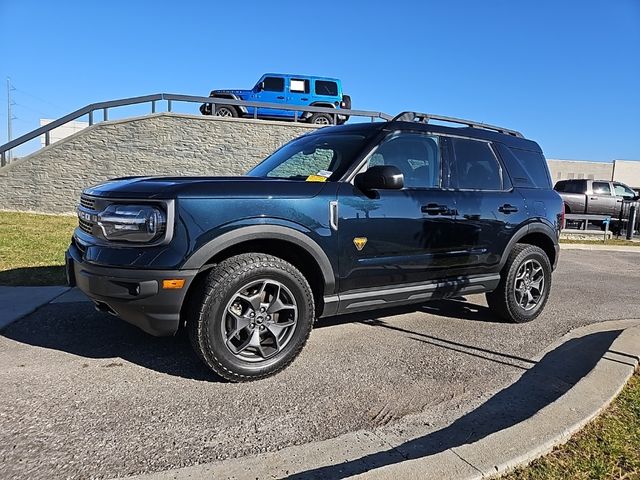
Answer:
[614,183,636,199]
[364,133,441,188]
[592,181,611,195]
[247,133,368,180]
[450,138,503,190]
[315,80,338,96]
[263,77,284,92]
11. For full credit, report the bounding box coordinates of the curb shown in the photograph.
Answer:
[560,243,640,253]
[121,319,640,480]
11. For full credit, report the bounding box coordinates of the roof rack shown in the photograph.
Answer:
[391,111,523,138]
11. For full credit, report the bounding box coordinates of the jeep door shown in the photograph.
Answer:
[446,137,528,276]
[285,78,311,117]
[337,132,461,293]
[253,76,288,118]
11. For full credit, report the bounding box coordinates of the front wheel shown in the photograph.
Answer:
[188,253,314,382]
[486,244,552,323]
[215,105,238,118]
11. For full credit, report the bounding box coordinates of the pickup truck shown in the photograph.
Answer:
[554,179,638,216]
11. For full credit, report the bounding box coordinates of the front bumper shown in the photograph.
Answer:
[66,243,197,336]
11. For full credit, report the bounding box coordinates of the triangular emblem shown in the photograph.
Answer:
[353,237,367,251]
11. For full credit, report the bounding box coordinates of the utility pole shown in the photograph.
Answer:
[6,77,16,163]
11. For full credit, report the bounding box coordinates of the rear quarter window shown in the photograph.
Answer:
[495,144,551,189]
[315,80,338,96]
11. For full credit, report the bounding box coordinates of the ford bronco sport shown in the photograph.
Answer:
[199,73,351,125]
[66,111,563,382]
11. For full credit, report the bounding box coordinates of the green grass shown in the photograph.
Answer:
[560,238,640,246]
[0,211,76,286]
[503,372,640,479]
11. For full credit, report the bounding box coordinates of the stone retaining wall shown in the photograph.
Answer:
[0,113,318,214]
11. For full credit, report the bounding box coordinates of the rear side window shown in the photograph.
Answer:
[315,80,338,96]
[290,78,309,93]
[263,77,284,92]
[562,181,587,194]
[593,181,611,195]
[450,138,502,190]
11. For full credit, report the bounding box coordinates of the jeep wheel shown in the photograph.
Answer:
[188,253,314,382]
[486,244,551,323]
[309,113,334,125]
[215,105,238,118]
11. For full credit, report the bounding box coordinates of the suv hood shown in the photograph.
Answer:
[212,89,252,97]
[83,176,328,199]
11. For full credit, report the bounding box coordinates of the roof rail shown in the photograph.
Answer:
[391,111,523,138]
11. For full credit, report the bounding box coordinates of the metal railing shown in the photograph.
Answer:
[0,93,393,167]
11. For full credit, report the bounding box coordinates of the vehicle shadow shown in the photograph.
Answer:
[0,302,216,382]
[1,296,508,382]
[285,328,623,480]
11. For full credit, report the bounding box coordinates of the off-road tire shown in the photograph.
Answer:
[215,105,239,117]
[309,112,334,125]
[188,253,314,382]
[486,244,552,323]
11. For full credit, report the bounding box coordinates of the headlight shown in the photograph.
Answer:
[97,204,166,243]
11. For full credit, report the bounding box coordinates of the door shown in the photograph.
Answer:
[253,76,288,118]
[588,181,617,215]
[337,132,461,293]
[446,137,528,276]
[285,78,311,119]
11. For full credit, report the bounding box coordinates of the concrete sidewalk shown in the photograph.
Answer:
[122,319,640,480]
[0,286,88,330]
[560,242,640,253]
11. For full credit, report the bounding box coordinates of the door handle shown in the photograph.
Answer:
[590,197,598,200]
[301,97,309,101]
[422,204,451,215]
[498,204,519,214]
[277,96,285,99]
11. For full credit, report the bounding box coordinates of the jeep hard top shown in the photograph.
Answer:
[199,73,351,125]
[67,111,563,381]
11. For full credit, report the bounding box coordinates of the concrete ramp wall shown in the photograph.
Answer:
[0,113,317,214]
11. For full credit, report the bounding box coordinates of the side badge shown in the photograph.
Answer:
[353,237,367,251]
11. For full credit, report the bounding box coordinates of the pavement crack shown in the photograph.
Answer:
[449,447,484,475]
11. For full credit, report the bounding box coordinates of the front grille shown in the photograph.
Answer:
[78,217,93,234]
[80,195,96,210]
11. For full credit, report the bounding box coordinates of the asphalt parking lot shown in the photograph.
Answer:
[1,250,639,480]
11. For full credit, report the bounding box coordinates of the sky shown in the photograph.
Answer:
[0,0,639,161]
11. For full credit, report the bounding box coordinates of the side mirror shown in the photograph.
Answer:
[257,82,265,92]
[354,165,404,193]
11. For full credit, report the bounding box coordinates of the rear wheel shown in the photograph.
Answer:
[309,112,334,125]
[188,253,314,382]
[486,244,552,323]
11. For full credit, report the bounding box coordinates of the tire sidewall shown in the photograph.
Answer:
[505,247,552,322]
[200,263,313,378]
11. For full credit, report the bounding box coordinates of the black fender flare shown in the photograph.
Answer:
[182,225,336,294]
[208,93,248,114]
[498,222,559,271]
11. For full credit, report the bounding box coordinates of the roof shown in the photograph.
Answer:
[316,120,541,151]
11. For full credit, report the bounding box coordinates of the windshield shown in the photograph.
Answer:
[247,133,368,181]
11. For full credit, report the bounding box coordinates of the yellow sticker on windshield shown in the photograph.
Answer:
[306,175,328,182]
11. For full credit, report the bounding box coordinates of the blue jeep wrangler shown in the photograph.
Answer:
[67,111,562,382]
[199,73,351,125]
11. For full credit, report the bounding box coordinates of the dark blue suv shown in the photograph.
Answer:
[199,73,351,125]
[66,112,563,382]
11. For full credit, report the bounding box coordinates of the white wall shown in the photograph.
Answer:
[39,119,89,147]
